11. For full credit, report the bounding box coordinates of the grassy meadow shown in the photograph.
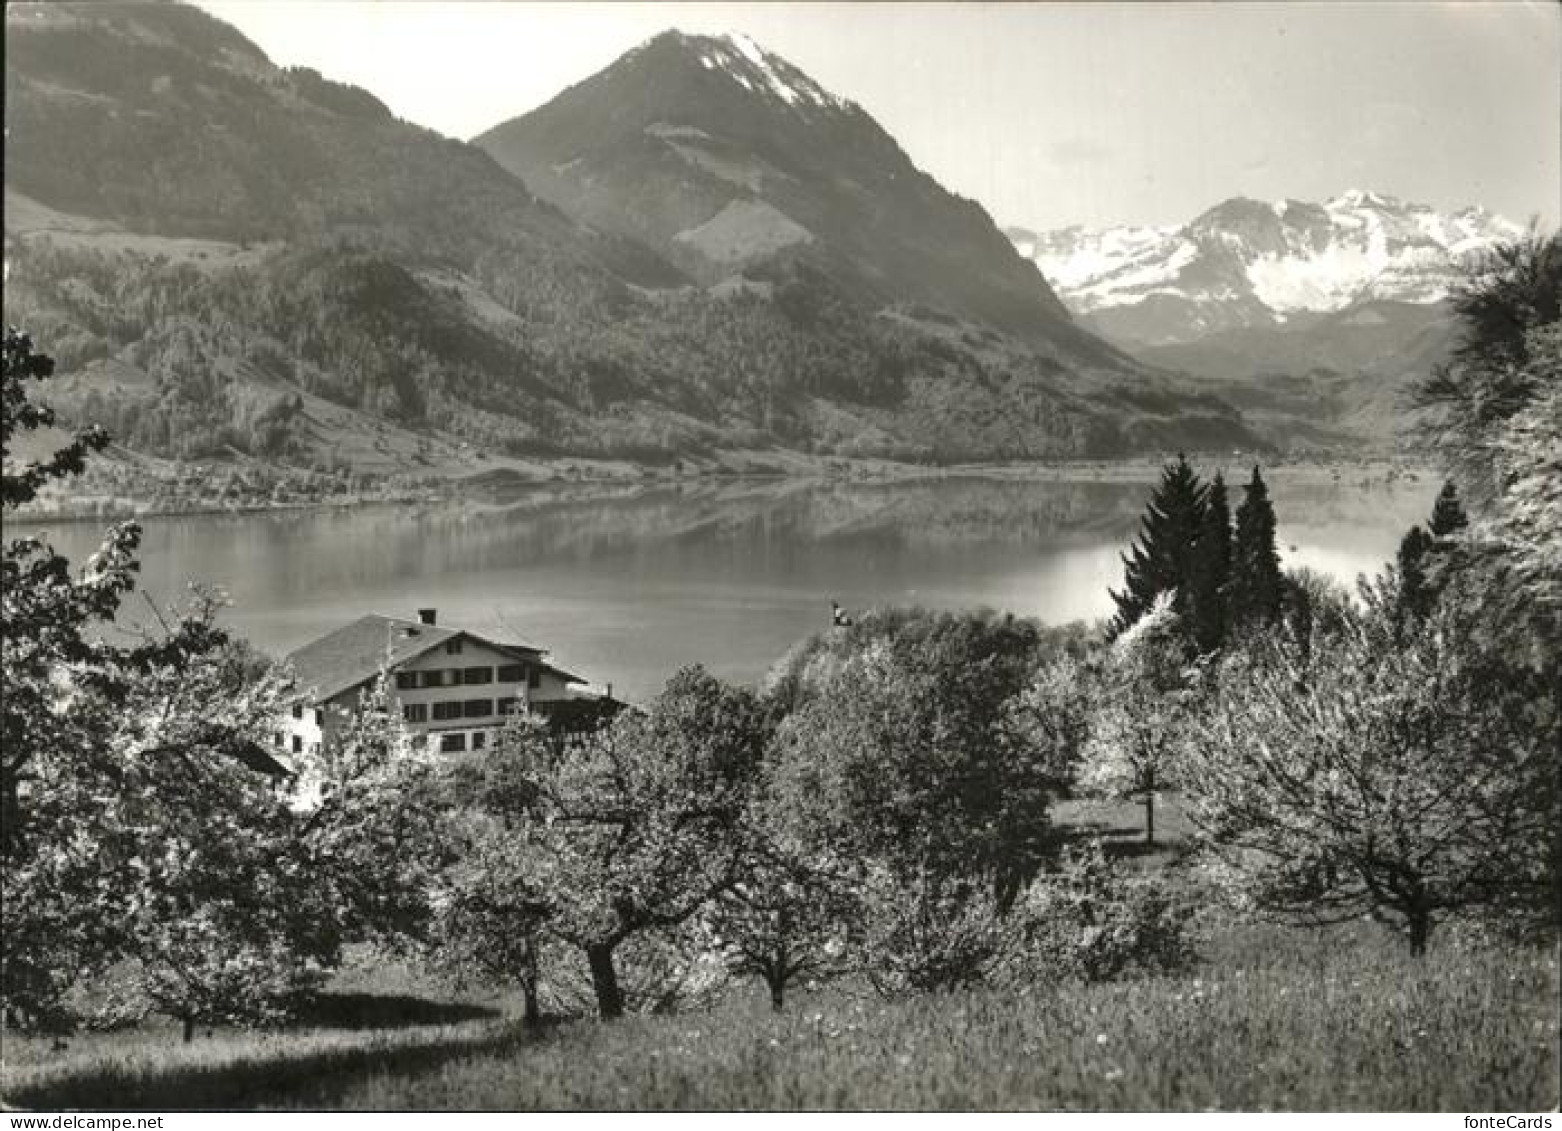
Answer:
[2,925,1554,1111]
[4,798,1556,1112]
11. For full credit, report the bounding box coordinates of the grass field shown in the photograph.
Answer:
[3,922,1555,1112]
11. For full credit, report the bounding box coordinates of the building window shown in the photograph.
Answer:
[528,668,541,690]
[291,704,303,719]
[472,731,487,750]
[462,666,493,685]
[395,672,418,691]
[421,669,457,689]
[403,703,428,724]
[497,663,525,683]
[439,732,466,753]
[496,696,518,717]
[446,639,463,655]
[314,708,325,726]
[432,701,464,721]
[292,735,302,754]
[463,698,493,719]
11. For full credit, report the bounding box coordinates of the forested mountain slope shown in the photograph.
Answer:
[4,3,1262,472]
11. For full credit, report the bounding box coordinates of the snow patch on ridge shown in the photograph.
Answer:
[691,32,850,113]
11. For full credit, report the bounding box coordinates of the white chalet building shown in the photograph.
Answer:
[279,609,612,758]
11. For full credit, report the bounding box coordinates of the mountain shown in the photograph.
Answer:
[477,32,1099,351]
[4,5,1263,478]
[1010,191,1524,348]
[1009,192,1525,448]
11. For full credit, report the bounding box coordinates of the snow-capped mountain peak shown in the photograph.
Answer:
[1011,191,1522,346]
[682,31,851,113]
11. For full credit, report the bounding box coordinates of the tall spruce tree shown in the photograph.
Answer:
[1109,454,1208,638]
[1396,524,1437,622]
[1188,472,1233,653]
[1428,480,1470,538]
[1396,481,1471,625]
[1229,466,1284,631]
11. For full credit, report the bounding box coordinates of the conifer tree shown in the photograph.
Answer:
[1229,466,1283,631]
[1109,455,1208,638]
[1397,481,1470,625]
[1428,480,1469,538]
[1396,524,1436,622]
[1188,472,1232,653]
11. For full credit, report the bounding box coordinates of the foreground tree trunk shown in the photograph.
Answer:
[521,936,542,1029]
[521,975,541,1029]
[587,943,624,1020]
[766,973,785,1012]
[1407,910,1431,958]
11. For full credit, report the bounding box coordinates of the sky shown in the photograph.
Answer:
[196,1,1561,231]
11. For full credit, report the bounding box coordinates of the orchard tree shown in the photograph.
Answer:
[494,668,768,1019]
[770,609,1061,912]
[707,829,857,1011]
[1018,843,1195,983]
[1278,567,1353,666]
[1080,594,1197,847]
[1481,324,1561,599]
[767,610,1078,990]
[2,330,126,862]
[431,830,550,1025]
[853,865,1019,995]
[294,673,444,953]
[9,588,329,1040]
[1,328,111,508]
[1185,577,1560,955]
[1413,232,1561,501]
[2,330,355,1034]
[423,712,555,1026]
[1412,234,1560,642]
[2,330,149,1026]
[1001,651,1093,813]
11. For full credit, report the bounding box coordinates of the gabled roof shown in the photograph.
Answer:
[283,614,579,705]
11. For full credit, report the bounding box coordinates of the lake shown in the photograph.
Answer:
[36,471,1437,701]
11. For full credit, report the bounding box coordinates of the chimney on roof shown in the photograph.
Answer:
[417,608,437,626]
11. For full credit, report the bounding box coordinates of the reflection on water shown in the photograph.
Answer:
[37,475,1436,700]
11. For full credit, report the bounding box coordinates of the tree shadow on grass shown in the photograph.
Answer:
[294,992,502,1031]
[7,1020,530,1111]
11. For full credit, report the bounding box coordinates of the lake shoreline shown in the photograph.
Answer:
[17,452,1431,524]
[37,472,1438,702]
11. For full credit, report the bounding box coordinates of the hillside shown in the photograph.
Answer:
[5,5,1264,477]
